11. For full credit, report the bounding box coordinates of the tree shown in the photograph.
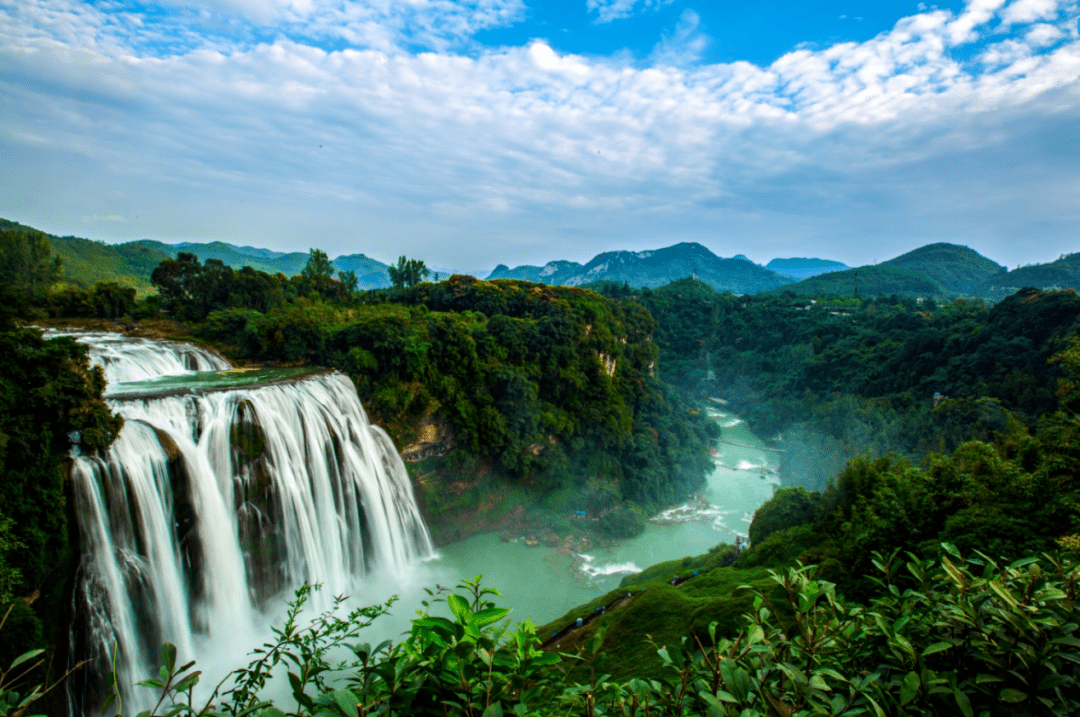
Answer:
[0,229,62,296]
[388,256,430,290]
[338,269,359,299]
[302,248,336,294]
[151,252,202,313]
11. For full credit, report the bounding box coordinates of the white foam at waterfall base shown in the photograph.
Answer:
[66,333,434,716]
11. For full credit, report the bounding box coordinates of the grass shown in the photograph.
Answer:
[537,544,777,683]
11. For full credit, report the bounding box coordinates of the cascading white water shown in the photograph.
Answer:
[66,334,433,716]
[43,329,232,387]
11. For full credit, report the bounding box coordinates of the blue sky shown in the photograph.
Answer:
[1,0,1078,273]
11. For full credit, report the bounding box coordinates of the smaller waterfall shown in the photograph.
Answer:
[66,334,433,716]
[43,329,231,387]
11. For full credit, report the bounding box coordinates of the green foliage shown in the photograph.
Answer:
[118,578,562,717]
[319,277,710,513]
[337,269,358,299]
[0,228,62,297]
[301,249,336,295]
[747,487,821,547]
[0,220,169,294]
[596,503,646,539]
[0,515,22,605]
[47,281,138,319]
[978,252,1080,300]
[558,553,1080,717]
[0,306,123,667]
[387,256,430,290]
[612,282,1080,492]
[113,548,1080,717]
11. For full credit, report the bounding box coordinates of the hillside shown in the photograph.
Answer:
[333,254,393,289]
[766,256,849,280]
[131,240,312,277]
[489,243,792,294]
[0,219,399,292]
[977,252,1080,300]
[486,260,585,284]
[0,219,169,294]
[772,243,1006,299]
[879,242,1005,295]
[770,265,943,297]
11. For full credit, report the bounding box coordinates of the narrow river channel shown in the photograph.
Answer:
[429,407,780,625]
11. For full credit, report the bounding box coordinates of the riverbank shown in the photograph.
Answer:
[424,406,779,625]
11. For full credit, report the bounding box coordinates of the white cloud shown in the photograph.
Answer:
[586,0,673,24]
[946,0,1009,44]
[1,0,1079,267]
[650,9,708,67]
[1000,0,1062,27]
[1026,22,1066,46]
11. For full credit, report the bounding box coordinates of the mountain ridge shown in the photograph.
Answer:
[488,242,792,294]
[2,217,1071,300]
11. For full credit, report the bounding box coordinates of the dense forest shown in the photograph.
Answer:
[587,277,1080,494]
[5,224,1080,716]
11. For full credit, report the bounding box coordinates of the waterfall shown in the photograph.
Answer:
[66,333,433,715]
[43,329,232,387]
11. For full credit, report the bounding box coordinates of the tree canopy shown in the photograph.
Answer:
[387,256,430,289]
[0,228,62,296]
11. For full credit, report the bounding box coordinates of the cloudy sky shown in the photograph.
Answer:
[2,0,1078,272]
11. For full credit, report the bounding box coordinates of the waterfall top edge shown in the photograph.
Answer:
[106,367,336,400]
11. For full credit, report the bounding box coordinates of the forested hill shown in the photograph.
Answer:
[589,277,1080,494]
[488,242,792,293]
[0,218,171,294]
[878,242,1006,294]
[769,242,1007,298]
[977,251,1080,299]
[132,239,313,277]
[0,219,395,291]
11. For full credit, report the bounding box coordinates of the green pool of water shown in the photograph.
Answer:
[108,367,321,398]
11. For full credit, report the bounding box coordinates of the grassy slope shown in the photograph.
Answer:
[0,219,171,294]
[536,547,774,682]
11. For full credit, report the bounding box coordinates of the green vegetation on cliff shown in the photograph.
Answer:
[120,253,711,541]
[0,288,123,671]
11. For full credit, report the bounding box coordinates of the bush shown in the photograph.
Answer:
[598,502,646,539]
[748,486,821,546]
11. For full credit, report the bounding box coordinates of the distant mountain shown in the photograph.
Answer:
[766,257,849,281]
[976,253,1080,300]
[176,242,291,261]
[333,254,392,289]
[488,243,792,294]
[774,243,1006,298]
[879,243,1005,295]
[486,260,585,284]
[131,240,313,277]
